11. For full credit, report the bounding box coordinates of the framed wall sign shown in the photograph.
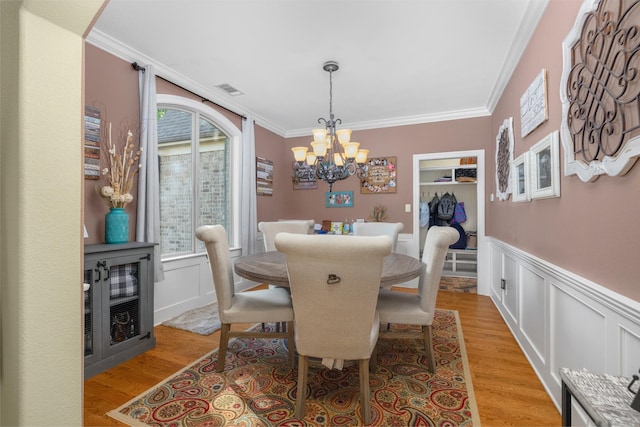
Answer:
[511,151,530,203]
[291,162,317,190]
[495,118,514,201]
[256,157,273,196]
[520,69,548,138]
[530,131,560,200]
[360,156,397,194]
[326,191,353,208]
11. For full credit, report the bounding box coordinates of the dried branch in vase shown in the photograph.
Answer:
[96,123,142,209]
[369,204,388,222]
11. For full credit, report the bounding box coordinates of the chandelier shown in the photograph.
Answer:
[291,61,368,192]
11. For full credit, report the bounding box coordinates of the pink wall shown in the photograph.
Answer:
[282,117,492,233]
[84,43,140,244]
[85,0,640,303]
[489,0,640,301]
[255,125,289,221]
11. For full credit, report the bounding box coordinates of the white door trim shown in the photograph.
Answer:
[412,150,488,295]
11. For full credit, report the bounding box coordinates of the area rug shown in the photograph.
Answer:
[162,303,221,335]
[109,309,479,426]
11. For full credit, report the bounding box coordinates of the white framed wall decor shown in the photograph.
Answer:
[520,69,548,138]
[530,131,560,200]
[495,117,514,201]
[560,0,640,182]
[511,151,530,203]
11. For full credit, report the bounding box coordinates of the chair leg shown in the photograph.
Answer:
[359,359,373,424]
[423,324,436,373]
[295,355,308,419]
[217,323,231,373]
[286,320,295,368]
[370,343,378,372]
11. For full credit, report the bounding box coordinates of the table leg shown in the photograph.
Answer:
[562,380,572,426]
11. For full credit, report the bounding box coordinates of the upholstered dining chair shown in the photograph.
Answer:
[275,233,392,424]
[376,225,458,373]
[258,220,314,251]
[352,221,404,252]
[195,225,295,372]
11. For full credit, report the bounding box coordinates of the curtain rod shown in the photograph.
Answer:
[131,62,247,120]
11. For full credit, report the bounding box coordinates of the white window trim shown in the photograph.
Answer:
[157,94,243,251]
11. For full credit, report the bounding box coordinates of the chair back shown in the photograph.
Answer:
[418,226,460,318]
[258,220,314,251]
[352,222,404,251]
[275,233,392,360]
[195,225,235,319]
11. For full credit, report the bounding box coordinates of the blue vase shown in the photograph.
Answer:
[105,208,129,244]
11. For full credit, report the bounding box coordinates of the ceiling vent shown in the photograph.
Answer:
[216,83,243,96]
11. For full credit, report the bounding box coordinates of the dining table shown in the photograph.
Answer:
[234,250,424,288]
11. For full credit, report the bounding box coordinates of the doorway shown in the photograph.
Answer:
[412,150,488,296]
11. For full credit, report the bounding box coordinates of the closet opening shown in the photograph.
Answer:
[412,150,487,295]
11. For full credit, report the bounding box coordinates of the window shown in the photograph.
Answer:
[156,95,241,258]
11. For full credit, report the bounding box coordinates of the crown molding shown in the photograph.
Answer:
[284,107,491,138]
[485,0,550,113]
[85,29,287,137]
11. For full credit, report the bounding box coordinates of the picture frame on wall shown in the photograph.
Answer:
[511,151,530,203]
[325,191,354,208]
[530,130,560,199]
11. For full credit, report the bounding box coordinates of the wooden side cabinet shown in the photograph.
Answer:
[83,242,156,379]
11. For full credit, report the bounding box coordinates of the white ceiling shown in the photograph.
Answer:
[89,0,549,137]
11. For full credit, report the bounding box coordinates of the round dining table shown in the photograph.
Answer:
[234,251,424,288]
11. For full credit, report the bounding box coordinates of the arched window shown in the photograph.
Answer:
[156,95,242,258]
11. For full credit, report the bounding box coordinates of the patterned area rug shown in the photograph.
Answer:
[109,309,479,426]
[162,303,221,335]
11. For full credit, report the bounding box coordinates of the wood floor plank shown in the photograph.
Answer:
[83,290,560,426]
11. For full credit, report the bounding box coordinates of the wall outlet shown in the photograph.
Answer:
[405,203,411,213]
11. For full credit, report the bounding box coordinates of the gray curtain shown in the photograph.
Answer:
[241,117,258,255]
[136,64,165,282]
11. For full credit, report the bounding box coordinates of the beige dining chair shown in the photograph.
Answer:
[195,224,295,372]
[258,220,315,251]
[275,233,392,424]
[352,222,404,252]
[376,225,459,373]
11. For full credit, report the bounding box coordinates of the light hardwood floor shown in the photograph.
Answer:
[84,289,561,426]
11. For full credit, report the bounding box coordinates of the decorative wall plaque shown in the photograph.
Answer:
[560,0,640,182]
[495,118,514,201]
[360,156,397,194]
[520,69,548,138]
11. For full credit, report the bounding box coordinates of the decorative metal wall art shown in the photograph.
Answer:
[560,0,640,182]
[495,118,514,201]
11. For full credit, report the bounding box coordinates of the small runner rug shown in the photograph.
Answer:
[162,303,221,335]
[108,309,479,426]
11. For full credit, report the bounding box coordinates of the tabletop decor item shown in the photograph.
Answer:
[96,123,142,244]
[369,204,388,222]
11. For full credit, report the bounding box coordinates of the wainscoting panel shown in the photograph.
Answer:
[620,326,640,375]
[154,258,206,324]
[519,265,546,365]
[488,237,640,412]
[550,283,606,381]
[503,253,519,324]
